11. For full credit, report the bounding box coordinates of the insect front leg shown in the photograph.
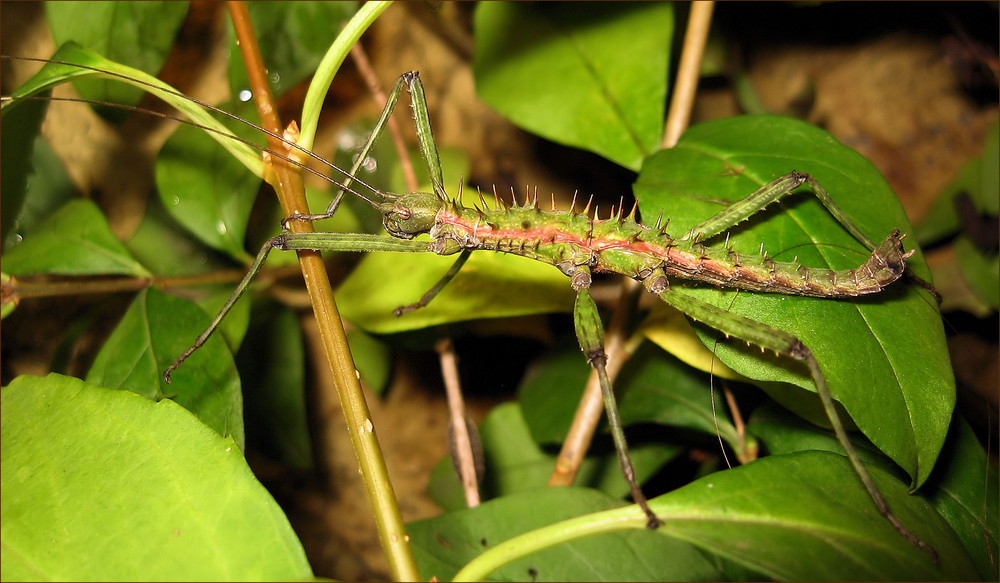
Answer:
[571,266,659,529]
[165,232,436,381]
[285,71,446,229]
[641,269,937,560]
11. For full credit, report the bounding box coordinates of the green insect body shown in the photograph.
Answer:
[375,177,912,298]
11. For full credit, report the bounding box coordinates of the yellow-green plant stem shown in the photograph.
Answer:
[227,3,419,580]
[298,0,393,153]
[453,504,649,581]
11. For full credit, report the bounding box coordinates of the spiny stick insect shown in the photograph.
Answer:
[3,51,942,563]
[135,68,937,556]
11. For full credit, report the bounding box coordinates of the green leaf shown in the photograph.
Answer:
[474,2,672,171]
[2,199,150,277]
[429,401,681,511]
[156,122,261,262]
[410,487,723,582]
[634,115,954,488]
[747,401,898,472]
[45,1,189,111]
[518,340,740,451]
[447,452,978,582]
[1,374,312,581]
[86,288,244,450]
[227,2,358,98]
[124,197,235,278]
[2,42,262,175]
[921,415,1000,581]
[239,301,312,470]
[647,451,976,580]
[337,250,574,334]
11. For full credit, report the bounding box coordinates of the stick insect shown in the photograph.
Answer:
[3,46,947,566]
[138,70,938,553]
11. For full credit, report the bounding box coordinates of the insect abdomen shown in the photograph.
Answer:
[432,201,911,298]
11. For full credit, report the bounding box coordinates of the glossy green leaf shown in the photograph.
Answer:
[239,302,312,469]
[920,415,1000,581]
[747,401,897,472]
[86,288,244,450]
[410,487,722,582]
[157,122,261,262]
[634,115,954,488]
[430,402,681,512]
[449,452,977,582]
[228,2,358,98]
[519,340,740,451]
[646,451,976,581]
[45,1,189,110]
[1,374,311,581]
[124,197,235,278]
[474,2,672,171]
[2,199,150,277]
[337,250,574,334]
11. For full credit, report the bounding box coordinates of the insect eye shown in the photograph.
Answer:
[396,207,411,219]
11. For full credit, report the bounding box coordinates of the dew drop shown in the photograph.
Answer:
[216,221,227,235]
[171,196,181,206]
[238,89,252,102]
[352,153,377,173]
[337,131,359,150]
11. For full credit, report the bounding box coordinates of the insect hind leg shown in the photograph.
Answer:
[642,269,937,560]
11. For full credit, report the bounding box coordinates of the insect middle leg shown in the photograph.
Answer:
[571,266,660,528]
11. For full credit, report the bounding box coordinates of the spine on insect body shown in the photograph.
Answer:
[427,197,912,298]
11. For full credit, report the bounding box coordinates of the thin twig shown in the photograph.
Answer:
[437,338,481,507]
[663,1,715,149]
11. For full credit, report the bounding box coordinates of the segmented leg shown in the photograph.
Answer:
[642,269,937,560]
[394,250,472,315]
[571,266,660,528]
[285,72,445,228]
[164,232,435,382]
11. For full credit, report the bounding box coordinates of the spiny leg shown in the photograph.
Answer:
[642,269,937,560]
[572,266,659,528]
